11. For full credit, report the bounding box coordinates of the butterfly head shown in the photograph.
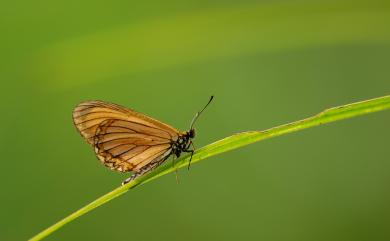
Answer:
[188,128,196,138]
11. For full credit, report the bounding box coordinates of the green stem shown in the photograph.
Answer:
[29,95,390,241]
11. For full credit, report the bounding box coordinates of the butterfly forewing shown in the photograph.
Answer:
[73,101,181,172]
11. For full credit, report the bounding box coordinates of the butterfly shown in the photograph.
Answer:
[72,96,213,185]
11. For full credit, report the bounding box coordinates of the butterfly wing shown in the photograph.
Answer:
[73,100,180,172]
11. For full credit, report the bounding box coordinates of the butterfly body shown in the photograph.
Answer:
[72,97,212,185]
[172,130,195,157]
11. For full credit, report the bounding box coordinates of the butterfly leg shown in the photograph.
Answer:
[185,141,196,170]
[122,155,171,185]
[172,156,180,184]
[122,173,139,186]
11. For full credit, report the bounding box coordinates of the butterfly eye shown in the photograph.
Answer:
[189,129,196,138]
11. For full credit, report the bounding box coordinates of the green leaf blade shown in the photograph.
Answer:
[29,95,390,241]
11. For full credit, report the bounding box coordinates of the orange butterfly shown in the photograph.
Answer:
[73,96,213,185]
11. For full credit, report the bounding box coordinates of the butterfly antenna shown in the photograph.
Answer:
[190,95,214,129]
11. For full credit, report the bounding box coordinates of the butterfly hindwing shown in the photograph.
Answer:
[94,119,172,172]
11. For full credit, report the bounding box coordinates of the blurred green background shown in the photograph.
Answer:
[1,0,390,240]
